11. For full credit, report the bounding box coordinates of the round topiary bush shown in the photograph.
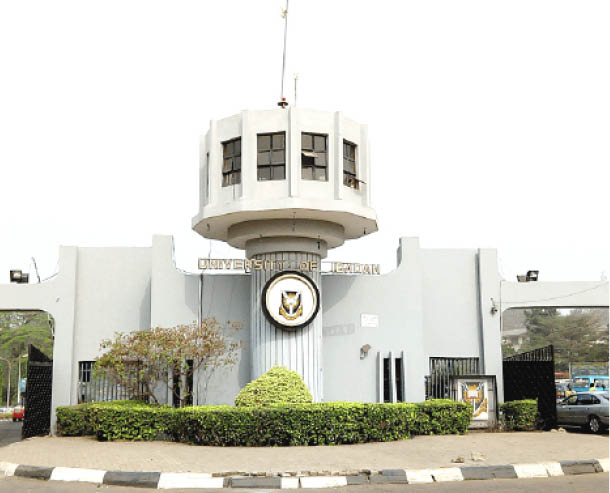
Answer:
[235,366,313,407]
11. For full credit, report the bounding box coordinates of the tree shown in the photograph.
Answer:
[94,319,242,406]
[0,311,54,406]
[502,308,609,373]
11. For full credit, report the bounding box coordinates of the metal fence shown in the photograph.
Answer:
[77,361,146,403]
[504,345,553,362]
[425,357,480,400]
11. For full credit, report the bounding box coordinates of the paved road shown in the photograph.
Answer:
[0,474,608,492]
[0,421,21,447]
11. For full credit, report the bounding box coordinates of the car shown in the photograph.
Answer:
[556,392,609,433]
[12,405,24,422]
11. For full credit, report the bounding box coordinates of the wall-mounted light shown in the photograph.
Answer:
[9,270,29,284]
[360,344,371,359]
[517,270,539,282]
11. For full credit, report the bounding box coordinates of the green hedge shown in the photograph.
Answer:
[57,399,472,445]
[56,400,168,439]
[499,399,537,431]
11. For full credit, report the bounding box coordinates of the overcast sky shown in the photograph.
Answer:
[0,0,608,284]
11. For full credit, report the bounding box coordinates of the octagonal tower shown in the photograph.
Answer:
[192,107,377,401]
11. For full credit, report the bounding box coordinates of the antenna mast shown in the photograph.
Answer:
[278,0,289,108]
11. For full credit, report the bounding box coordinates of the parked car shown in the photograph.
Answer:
[556,392,609,433]
[571,375,609,393]
[12,405,24,422]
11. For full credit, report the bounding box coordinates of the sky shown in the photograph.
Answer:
[0,0,608,284]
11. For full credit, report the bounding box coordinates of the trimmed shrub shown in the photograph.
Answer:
[234,366,313,407]
[172,400,471,446]
[57,403,96,436]
[57,400,162,439]
[56,399,472,445]
[499,399,537,431]
[92,402,174,441]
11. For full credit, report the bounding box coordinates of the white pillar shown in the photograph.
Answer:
[250,251,323,401]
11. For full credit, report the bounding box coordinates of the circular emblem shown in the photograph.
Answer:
[262,271,320,331]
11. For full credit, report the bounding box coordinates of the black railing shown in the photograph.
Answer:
[425,357,480,400]
[504,345,554,362]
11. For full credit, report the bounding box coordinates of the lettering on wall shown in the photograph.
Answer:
[198,258,380,275]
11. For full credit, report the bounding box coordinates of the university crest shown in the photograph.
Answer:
[460,381,487,418]
[279,290,303,320]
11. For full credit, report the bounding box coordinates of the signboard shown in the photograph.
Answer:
[451,375,497,429]
[262,271,320,331]
[361,314,379,328]
[198,258,380,275]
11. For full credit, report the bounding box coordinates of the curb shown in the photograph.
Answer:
[0,458,608,489]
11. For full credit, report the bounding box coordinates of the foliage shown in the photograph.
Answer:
[56,399,472,445]
[235,366,313,407]
[56,401,169,439]
[94,319,242,406]
[502,308,609,373]
[0,412,11,420]
[0,311,54,406]
[499,399,538,431]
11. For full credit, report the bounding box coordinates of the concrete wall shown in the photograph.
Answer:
[321,238,503,403]
[2,233,607,428]
[150,236,251,405]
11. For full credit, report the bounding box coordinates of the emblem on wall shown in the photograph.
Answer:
[262,271,320,331]
[460,381,488,420]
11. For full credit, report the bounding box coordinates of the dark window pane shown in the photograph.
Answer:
[314,135,326,151]
[258,135,271,151]
[302,153,315,167]
[223,158,233,172]
[257,152,270,165]
[232,171,241,184]
[314,153,327,166]
[234,139,241,155]
[272,165,285,180]
[344,158,355,174]
[301,133,312,150]
[272,150,285,164]
[302,167,313,180]
[234,156,241,170]
[314,167,327,181]
[224,141,234,157]
[258,167,271,181]
[343,142,348,155]
[272,133,285,149]
[222,174,230,187]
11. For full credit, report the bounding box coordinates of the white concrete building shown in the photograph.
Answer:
[1,107,608,429]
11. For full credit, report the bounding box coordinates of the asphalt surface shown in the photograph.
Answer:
[0,421,22,448]
[0,474,607,492]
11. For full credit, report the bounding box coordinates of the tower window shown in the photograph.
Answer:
[343,140,358,189]
[257,132,286,181]
[222,138,241,187]
[301,132,327,181]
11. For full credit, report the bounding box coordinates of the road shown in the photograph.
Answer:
[0,474,607,492]
[0,421,22,447]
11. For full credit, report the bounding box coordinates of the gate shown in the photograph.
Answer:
[22,344,53,438]
[503,345,556,430]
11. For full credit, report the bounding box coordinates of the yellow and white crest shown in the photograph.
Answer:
[279,290,303,320]
[460,382,488,418]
